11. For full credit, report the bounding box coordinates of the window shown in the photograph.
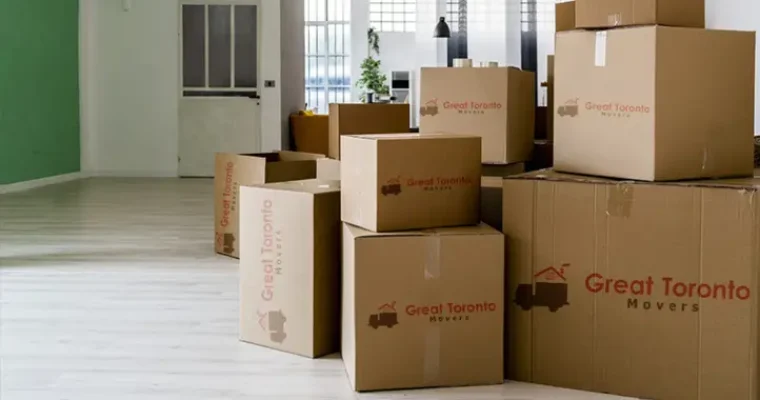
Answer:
[521,0,556,106]
[181,3,259,97]
[305,0,351,114]
[369,0,416,33]
[446,0,468,66]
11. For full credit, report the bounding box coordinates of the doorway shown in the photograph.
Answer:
[178,0,262,177]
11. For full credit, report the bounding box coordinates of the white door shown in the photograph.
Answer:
[179,1,262,177]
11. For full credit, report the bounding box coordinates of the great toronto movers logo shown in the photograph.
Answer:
[258,309,287,343]
[558,98,652,119]
[258,198,286,343]
[514,264,571,312]
[219,162,238,228]
[420,98,503,116]
[515,263,751,314]
[381,175,474,195]
[369,300,498,327]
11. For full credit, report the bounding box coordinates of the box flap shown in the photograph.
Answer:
[248,179,340,194]
[345,133,476,141]
[508,169,760,190]
[346,223,500,240]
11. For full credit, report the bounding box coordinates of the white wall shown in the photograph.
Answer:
[81,0,297,177]
[706,0,760,133]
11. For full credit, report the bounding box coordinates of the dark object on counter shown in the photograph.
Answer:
[526,140,553,172]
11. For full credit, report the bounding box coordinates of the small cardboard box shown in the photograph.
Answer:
[239,179,341,358]
[555,27,755,181]
[503,170,760,400]
[328,103,410,160]
[214,152,323,258]
[341,133,481,232]
[575,0,704,29]
[291,114,329,155]
[317,159,341,181]
[419,67,536,164]
[341,223,504,392]
[555,1,576,32]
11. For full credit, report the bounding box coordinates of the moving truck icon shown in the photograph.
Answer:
[369,302,399,329]
[381,178,402,196]
[514,265,570,313]
[420,99,439,116]
[557,99,579,117]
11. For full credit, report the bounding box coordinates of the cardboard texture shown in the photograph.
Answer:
[317,159,341,181]
[341,223,505,392]
[328,103,411,160]
[214,152,323,258]
[341,133,481,232]
[291,114,329,155]
[419,67,536,164]
[546,55,554,141]
[555,27,756,181]
[239,179,341,358]
[575,0,705,28]
[555,1,576,32]
[502,169,760,400]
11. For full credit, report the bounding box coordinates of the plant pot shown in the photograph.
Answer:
[366,93,375,103]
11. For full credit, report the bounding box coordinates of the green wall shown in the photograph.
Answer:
[0,0,80,185]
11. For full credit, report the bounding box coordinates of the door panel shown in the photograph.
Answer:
[179,1,261,177]
[179,98,260,177]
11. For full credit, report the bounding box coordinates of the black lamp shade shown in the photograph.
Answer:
[433,16,450,38]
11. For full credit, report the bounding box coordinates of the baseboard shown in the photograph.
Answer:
[93,170,178,178]
[0,171,86,194]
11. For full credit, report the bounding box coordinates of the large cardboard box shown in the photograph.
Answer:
[555,27,756,181]
[575,0,704,29]
[419,67,536,164]
[502,169,760,400]
[214,152,323,258]
[328,103,410,160]
[555,1,576,32]
[239,179,341,358]
[291,114,329,155]
[341,223,504,392]
[341,133,481,232]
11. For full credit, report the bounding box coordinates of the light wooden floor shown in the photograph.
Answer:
[0,178,635,400]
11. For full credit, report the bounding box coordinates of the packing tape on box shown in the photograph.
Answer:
[423,325,442,384]
[425,236,442,280]
[607,13,622,26]
[607,183,634,218]
[423,235,442,384]
[594,32,607,67]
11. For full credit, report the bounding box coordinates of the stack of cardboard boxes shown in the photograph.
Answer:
[339,133,504,391]
[223,1,760,395]
[504,1,760,399]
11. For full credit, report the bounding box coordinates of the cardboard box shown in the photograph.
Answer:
[291,114,329,155]
[317,159,341,180]
[555,1,576,32]
[239,179,341,358]
[328,103,410,160]
[575,0,704,29]
[341,223,504,392]
[419,67,536,164]
[502,169,760,400]
[546,55,554,141]
[555,27,755,181]
[214,152,323,258]
[341,133,481,232]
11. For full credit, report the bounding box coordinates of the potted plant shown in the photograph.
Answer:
[356,28,389,103]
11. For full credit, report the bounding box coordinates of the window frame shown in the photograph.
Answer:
[179,0,261,98]
[305,0,351,113]
[369,0,416,33]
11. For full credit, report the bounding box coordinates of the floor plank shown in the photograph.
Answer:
[0,178,635,399]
